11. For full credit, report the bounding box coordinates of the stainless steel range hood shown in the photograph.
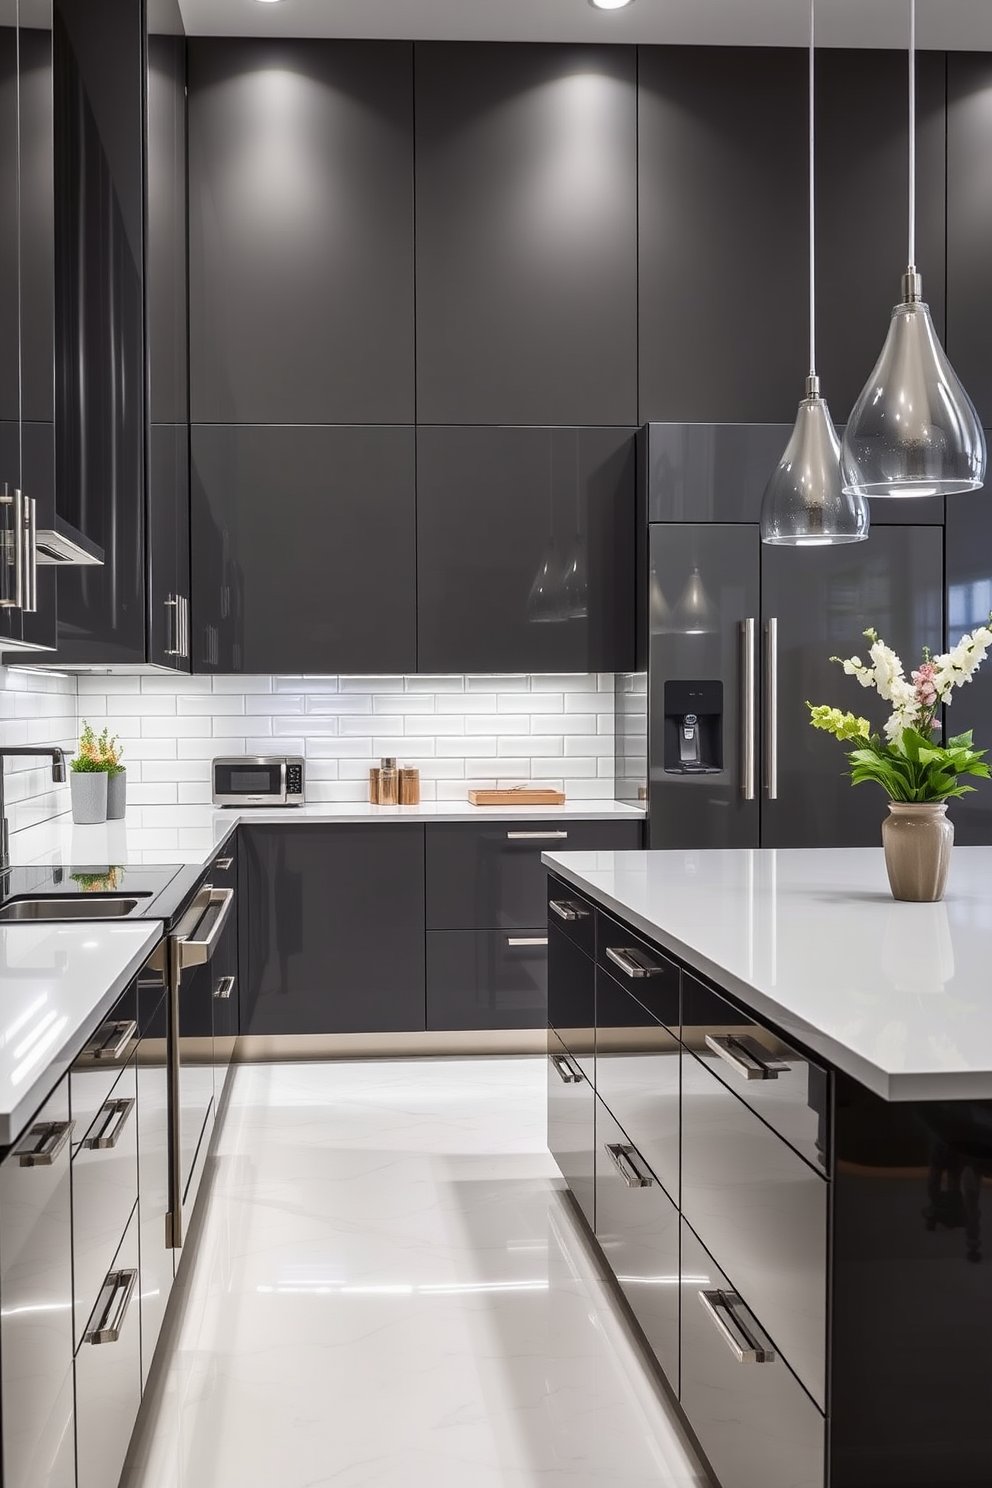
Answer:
[34,515,104,567]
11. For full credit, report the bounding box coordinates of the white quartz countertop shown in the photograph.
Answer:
[7,800,644,871]
[544,846,992,1103]
[0,921,163,1146]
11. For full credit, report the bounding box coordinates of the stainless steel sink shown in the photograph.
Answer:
[0,896,144,921]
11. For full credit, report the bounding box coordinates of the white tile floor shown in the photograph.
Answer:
[123,1058,709,1488]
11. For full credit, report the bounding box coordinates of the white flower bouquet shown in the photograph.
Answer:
[807,620,992,802]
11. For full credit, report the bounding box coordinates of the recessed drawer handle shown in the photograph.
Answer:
[704,1033,790,1081]
[606,1142,654,1188]
[549,899,590,921]
[551,1054,582,1085]
[606,946,662,979]
[15,1118,74,1168]
[84,1098,135,1151]
[507,936,548,947]
[214,974,236,1000]
[506,831,569,841]
[85,1268,138,1345]
[698,1289,775,1364]
[85,1020,137,1061]
[214,857,234,871]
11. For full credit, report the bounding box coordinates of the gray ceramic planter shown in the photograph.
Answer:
[70,771,107,824]
[106,769,126,820]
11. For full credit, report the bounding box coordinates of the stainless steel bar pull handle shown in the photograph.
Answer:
[741,617,756,801]
[606,1142,654,1188]
[86,1020,138,1061]
[23,496,37,613]
[606,946,662,979]
[551,1054,581,1085]
[506,831,569,841]
[181,595,190,659]
[214,857,234,871]
[164,595,181,656]
[15,1118,74,1167]
[214,974,236,1000]
[0,489,24,609]
[705,1033,790,1081]
[507,936,548,947]
[765,616,779,800]
[85,1268,138,1345]
[698,1289,775,1364]
[549,899,589,921]
[84,1097,135,1150]
[175,885,235,971]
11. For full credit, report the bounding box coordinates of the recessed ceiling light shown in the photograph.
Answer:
[589,0,635,9]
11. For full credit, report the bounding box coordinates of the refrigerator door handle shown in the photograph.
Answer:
[765,616,779,800]
[741,618,756,801]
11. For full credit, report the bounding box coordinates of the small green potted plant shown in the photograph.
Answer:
[70,723,108,824]
[99,727,127,820]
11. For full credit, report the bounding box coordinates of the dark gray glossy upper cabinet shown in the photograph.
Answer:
[947,54,992,428]
[945,489,992,846]
[417,425,635,674]
[415,43,637,426]
[637,47,945,425]
[191,424,417,675]
[147,424,190,669]
[147,10,188,425]
[188,39,414,425]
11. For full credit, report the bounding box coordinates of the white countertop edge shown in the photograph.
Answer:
[543,853,988,1104]
[0,923,164,1148]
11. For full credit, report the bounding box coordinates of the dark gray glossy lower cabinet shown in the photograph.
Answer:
[595,1099,679,1391]
[595,969,680,1201]
[680,1220,824,1488]
[241,825,426,1035]
[74,1205,141,1488]
[427,929,547,1030]
[0,1081,75,1488]
[548,1030,594,1231]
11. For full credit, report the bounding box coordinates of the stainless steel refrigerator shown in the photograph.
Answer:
[640,423,946,850]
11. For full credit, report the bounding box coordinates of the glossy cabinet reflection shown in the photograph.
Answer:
[547,921,595,1228]
[0,1079,75,1488]
[595,965,679,1200]
[241,825,426,1036]
[427,930,547,1031]
[417,426,636,674]
[74,1205,140,1488]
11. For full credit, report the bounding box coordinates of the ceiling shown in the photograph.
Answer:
[176,0,992,50]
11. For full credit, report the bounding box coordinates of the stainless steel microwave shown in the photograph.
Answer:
[212,755,305,807]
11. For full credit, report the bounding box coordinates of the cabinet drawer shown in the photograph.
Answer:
[682,971,829,1171]
[70,1003,139,1158]
[680,1220,825,1488]
[72,1060,138,1351]
[596,911,679,1031]
[595,1100,679,1391]
[1,1081,76,1488]
[547,924,594,1081]
[546,876,595,957]
[426,820,642,930]
[681,1050,827,1408]
[548,1030,595,1231]
[75,1204,141,1488]
[596,970,679,1200]
[427,928,547,1030]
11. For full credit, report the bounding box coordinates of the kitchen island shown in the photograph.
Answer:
[543,846,992,1488]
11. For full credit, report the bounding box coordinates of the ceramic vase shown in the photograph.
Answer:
[106,769,126,820]
[881,801,954,903]
[70,771,107,825]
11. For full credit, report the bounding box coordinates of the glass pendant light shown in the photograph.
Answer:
[841,0,985,499]
[760,0,869,547]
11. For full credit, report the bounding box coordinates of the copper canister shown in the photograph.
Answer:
[379,757,399,805]
[399,767,420,805]
[369,767,381,804]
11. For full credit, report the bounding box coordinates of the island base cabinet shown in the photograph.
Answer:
[680,1220,824,1488]
[548,1031,595,1230]
[74,1203,141,1488]
[0,1081,76,1488]
[595,1099,679,1392]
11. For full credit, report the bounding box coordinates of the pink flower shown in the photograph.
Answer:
[912,662,938,709]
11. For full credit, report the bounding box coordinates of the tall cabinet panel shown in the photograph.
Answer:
[188,39,414,425]
[945,487,992,846]
[191,424,417,675]
[947,53,992,428]
[417,425,635,674]
[415,43,637,426]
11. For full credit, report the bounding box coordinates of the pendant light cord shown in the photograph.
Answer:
[908,0,916,268]
[808,0,816,379]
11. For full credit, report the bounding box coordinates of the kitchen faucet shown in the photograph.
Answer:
[0,747,67,868]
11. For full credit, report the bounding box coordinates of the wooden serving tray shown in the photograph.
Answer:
[468,789,566,806]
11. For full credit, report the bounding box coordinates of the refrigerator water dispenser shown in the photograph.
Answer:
[663,680,723,774]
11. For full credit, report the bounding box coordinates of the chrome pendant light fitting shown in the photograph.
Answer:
[841,0,985,499]
[760,0,869,547]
